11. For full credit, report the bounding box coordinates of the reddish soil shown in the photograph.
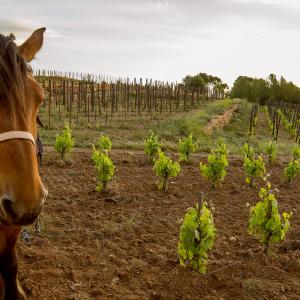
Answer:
[206,104,240,135]
[18,150,300,300]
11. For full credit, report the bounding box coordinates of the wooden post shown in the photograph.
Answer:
[198,192,204,216]
[87,82,90,125]
[48,79,51,127]
[69,80,73,124]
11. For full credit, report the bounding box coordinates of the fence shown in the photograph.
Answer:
[34,69,223,128]
[266,101,300,143]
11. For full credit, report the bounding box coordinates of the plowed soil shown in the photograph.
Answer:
[18,149,300,300]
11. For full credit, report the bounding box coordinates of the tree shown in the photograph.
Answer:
[230,76,254,100]
[251,78,270,104]
[182,73,228,102]
[231,73,300,104]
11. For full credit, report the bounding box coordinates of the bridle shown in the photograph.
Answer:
[0,131,36,147]
[0,116,43,148]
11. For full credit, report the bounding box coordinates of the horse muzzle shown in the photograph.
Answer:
[0,186,48,226]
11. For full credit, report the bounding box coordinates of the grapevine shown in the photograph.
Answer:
[178,133,197,163]
[54,122,74,162]
[153,150,180,192]
[178,193,216,274]
[145,132,161,163]
[248,181,292,254]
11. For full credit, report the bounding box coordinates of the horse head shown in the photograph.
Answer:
[0,28,48,226]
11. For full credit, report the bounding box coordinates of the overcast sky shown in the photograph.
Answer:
[1,0,300,86]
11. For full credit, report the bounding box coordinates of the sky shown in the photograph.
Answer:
[1,0,300,87]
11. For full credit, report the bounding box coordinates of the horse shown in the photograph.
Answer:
[34,123,44,235]
[0,28,48,300]
[20,119,44,239]
[36,116,44,168]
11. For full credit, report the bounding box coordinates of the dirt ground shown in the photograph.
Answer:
[206,104,240,135]
[18,149,300,300]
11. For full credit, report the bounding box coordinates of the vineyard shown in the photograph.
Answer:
[17,73,300,300]
[265,101,300,143]
[34,70,226,129]
[19,152,300,299]
[1,1,300,298]
[0,0,300,295]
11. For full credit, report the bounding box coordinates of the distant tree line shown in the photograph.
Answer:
[230,74,300,104]
[182,73,229,99]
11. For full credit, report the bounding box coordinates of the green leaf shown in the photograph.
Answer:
[144,132,160,162]
[178,202,216,274]
[92,148,114,192]
[248,181,292,252]
[153,150,180,191]
[54,122,74,161]
[178,133,197,162]
[199,142,229,189]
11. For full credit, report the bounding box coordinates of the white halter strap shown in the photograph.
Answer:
[0,131,35,147]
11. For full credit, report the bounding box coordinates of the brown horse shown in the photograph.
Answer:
[0,28,48,299]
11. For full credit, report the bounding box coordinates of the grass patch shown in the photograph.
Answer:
[39,98,294,157]
[152,98,239,141]
[39,99,238,149]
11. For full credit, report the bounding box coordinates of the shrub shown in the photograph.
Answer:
[243,155,266,186]
[178,197,216,274]
[54,122,74,162]
[92,146,114,192]
[199,142,229,189]
[241,143,254,160]
[265,141,277,164]
[178,133,197,162]
[292,145,300,160]
[248,181,292,254]
[144,132,160,163]
[283,145,300,184]
[212,140,229,158]
[95,135,112,154]
[153,150,180,192]
[284,159,300,184]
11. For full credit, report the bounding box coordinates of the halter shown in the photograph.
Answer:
[0,131,36,147]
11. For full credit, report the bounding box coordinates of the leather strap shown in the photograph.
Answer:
[0,131,35,147]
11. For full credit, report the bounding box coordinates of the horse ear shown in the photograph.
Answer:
[18,27,46,62]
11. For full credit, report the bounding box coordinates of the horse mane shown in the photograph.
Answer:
[0,33,29,104]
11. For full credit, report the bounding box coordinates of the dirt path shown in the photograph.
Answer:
[19,149,300,300]
[205,104,240,135]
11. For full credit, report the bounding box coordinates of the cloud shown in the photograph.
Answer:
[2,0,300,85]
[0,19,31,35]
[154,0,300,31]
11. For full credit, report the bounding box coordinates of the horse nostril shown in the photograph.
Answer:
[1,197,16,218]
